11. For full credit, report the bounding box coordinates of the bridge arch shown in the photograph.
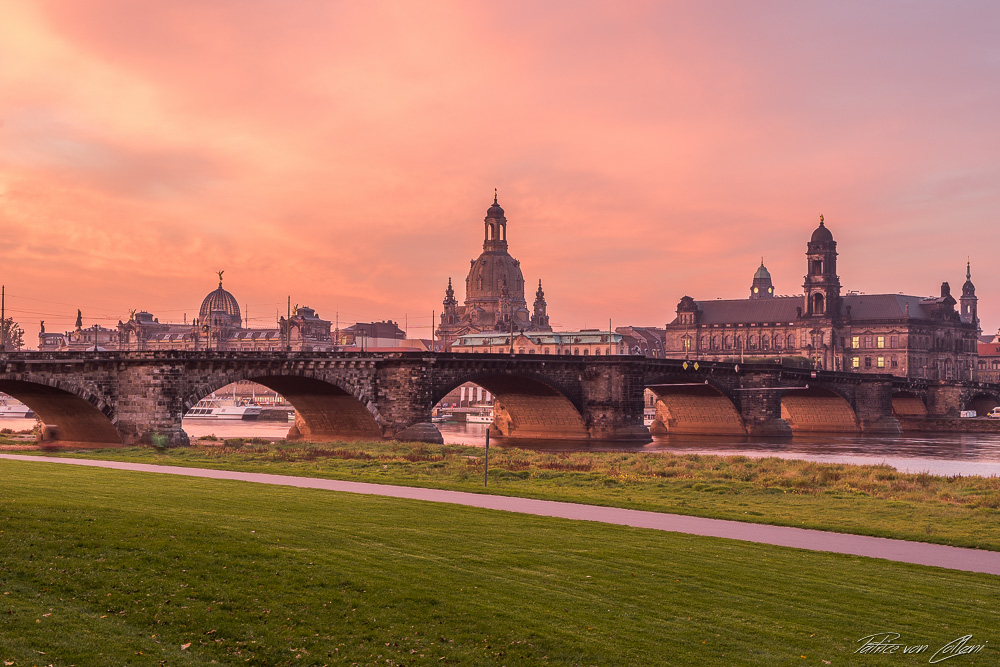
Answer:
[433,373,587,440]
[891,390,927,417]
[181,369,382,443]
[780,385,859,433]
[645,381,746,435]
[965,392,1000,417]
[0,377,123,446]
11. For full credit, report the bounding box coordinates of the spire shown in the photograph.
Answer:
[494,188,498,205]
[967,258,971,281]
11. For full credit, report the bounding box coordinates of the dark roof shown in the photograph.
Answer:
[688,293,939,325]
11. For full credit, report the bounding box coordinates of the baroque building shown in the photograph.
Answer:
[663,217,981,381]
[115,273,337,352]
[437,194,552,345]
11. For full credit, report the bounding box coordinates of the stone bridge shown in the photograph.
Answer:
[0,351,993,447]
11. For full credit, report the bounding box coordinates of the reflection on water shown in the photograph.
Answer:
[7,415,1000,477]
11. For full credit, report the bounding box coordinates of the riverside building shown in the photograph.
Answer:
[662,217,981,381]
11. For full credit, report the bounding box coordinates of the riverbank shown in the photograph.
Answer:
[9,437,1000,551]
[1,460,997,666]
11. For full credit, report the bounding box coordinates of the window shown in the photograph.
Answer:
[748,335,757,349]
[863,335,872,348]
[852,356,860,369]
[682,338,691,352]
[574,348,580,355]
[787,334,795,350]
[543,347,550,354]
[877,336,885,349]
[735,335,743,350]
[774,335,782,350]
[761,334,770,350]
[865,357,872,368]
[595,349,601,355]
[583,349,589,356]
[891,356,898,368]
[851,335,860,349]
[877,356,885,368]
[890,335,898,348]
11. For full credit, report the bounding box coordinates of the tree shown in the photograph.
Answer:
[1,316,25,351]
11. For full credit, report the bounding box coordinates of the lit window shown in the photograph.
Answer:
[877,356,885,368]
[683,338,691,351]
[877,336,885,349]
[852,357,860,368]
[851,335,860,349]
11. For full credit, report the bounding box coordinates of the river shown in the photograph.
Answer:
[4,417,999,477]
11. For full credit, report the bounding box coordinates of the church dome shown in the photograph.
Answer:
[199,279,241,326]
[753,263,771,281]
[486,199,505,220]
[467,252,525,303]
[811,217,834,243]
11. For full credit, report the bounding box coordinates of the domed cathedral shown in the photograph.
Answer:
[116,272,336,352]
[437,193,553,345]
[662,216,982,381]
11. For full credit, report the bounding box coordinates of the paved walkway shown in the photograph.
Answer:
[2,453,998,577]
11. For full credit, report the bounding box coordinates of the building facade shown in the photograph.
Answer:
[663,217,981,380]
[452,330,625,356]
[114,275,337,352]
[436,194,553,346]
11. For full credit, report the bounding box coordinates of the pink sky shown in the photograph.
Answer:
[2,1,998,347]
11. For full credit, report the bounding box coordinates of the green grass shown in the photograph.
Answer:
[0,459,997,666]
[16,437,1000,551]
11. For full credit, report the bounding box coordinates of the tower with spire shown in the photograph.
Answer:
[960,260,979,328]
[532,280,549,328]
[802,215,841,318]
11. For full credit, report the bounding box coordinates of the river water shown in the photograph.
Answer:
[4,417,999,477]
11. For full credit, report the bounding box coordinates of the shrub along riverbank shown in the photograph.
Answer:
[1,460,997,665]
[7,436,1000,551]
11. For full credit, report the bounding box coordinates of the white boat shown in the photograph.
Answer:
[0,398,34,419]
[466,408,494,424]
[431,413,453,423]
[185,396,262,420]
[643,407,656,427]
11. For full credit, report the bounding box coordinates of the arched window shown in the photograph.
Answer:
[787,334,796,349]
[711,335,720,350]
[774,334,782,350]
[812,293,825,314]
[748,334,757,349]
[761,334,770,350]
[735,335,743,350]
[723,335,731,350]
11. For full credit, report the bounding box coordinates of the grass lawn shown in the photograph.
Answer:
[14,436,1000,551]
[0,459,997,666]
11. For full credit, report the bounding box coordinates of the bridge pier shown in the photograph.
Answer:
[735,373,793,437]
[578,362,652,442]
[854,381,903,434]
[114,364,191,447]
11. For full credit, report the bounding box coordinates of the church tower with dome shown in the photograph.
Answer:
[437,193,552,345]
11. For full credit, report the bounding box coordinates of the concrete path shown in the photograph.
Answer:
[2,453,998,577]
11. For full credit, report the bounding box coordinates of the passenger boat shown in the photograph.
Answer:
[185,396,262,420]
[466,408,494,424]
[0,398,34,419]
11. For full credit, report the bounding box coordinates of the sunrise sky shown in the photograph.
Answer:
[2,1,998,347]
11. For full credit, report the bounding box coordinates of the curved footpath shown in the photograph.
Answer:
[2,453,998,577]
